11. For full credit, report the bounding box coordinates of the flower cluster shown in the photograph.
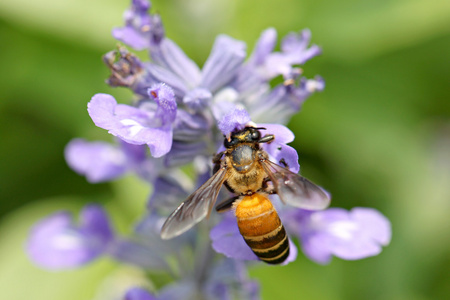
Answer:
[27,0,391,299]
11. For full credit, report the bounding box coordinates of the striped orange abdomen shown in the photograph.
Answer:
[235,193,289,264]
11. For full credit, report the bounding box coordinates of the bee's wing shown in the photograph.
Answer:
[260,159,330,210]
[160,167,229,239]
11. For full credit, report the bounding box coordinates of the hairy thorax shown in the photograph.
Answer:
[224,144,267,195]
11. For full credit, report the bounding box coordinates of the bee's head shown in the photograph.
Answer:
[224,127,262,148]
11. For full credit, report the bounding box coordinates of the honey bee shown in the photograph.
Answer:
[160,127,330,264]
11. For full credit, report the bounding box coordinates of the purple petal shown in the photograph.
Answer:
[131,0,150,11]
[351,208,392,246]
[246,84,298,124]
[113,26,150,51]
[125,287,158,300]
[254,29,321,81]
[145,127,173,158]
[158,281,196,300]
[281,29,322,65]
[151,38,202,88]
[210,214,259,261]
[108,238,169,270]
[201,35,246,93]
[27,205,113,270]
[111,213,178,271]
[80,205,114,243]
[148,175,189,211]
[164,140,208,168]
[204,282,231,300]
[281,29,311,54]
[290,76,325,102]
[264,143,300,173]
[65,139,127,183]
[172,110,210,142]
[288,207,391,264]
[258,124,300,172]
[206,259,261,300]
[248,76,324,124]
[261,53,293,79]
[300,231,334,264]
[120,140,148,164]
[87,93,175,157]
[232,28,277,93]
[217,108,251,136]
[146,62,190,97]
[210,89,239,122]
[248,28,277,66]
[183,88,212,111]
[258,123,294,143]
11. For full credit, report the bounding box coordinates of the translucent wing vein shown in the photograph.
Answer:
[160,167,228,239]
[260,159,330,210]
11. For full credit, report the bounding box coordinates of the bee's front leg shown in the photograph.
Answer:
[212,151,226,175]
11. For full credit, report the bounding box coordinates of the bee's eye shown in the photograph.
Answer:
[224,138,236,148]
[251,130,261,141]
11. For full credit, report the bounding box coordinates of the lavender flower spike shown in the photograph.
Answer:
[87,83,177,157]
[27,205,114,270]
[27,0,393,298]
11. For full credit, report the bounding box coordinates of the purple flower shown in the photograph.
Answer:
[247,28,277,67]
[65,138,147,183]
[282,207,391,264]
[87,83,176,157]
[27,0,392,299]
[27,205,114,269]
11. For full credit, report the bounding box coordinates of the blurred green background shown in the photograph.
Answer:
[1,0,449,299]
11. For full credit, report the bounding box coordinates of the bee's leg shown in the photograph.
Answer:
[261,178,276,194]
[212,151,226,175]
[215,195,240,213]
[259,134,274,144]
[212,151,225,164]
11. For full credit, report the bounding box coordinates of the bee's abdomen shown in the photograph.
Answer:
[235,194,289,264]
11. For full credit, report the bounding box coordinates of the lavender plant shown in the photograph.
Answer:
[27,0,391,299]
